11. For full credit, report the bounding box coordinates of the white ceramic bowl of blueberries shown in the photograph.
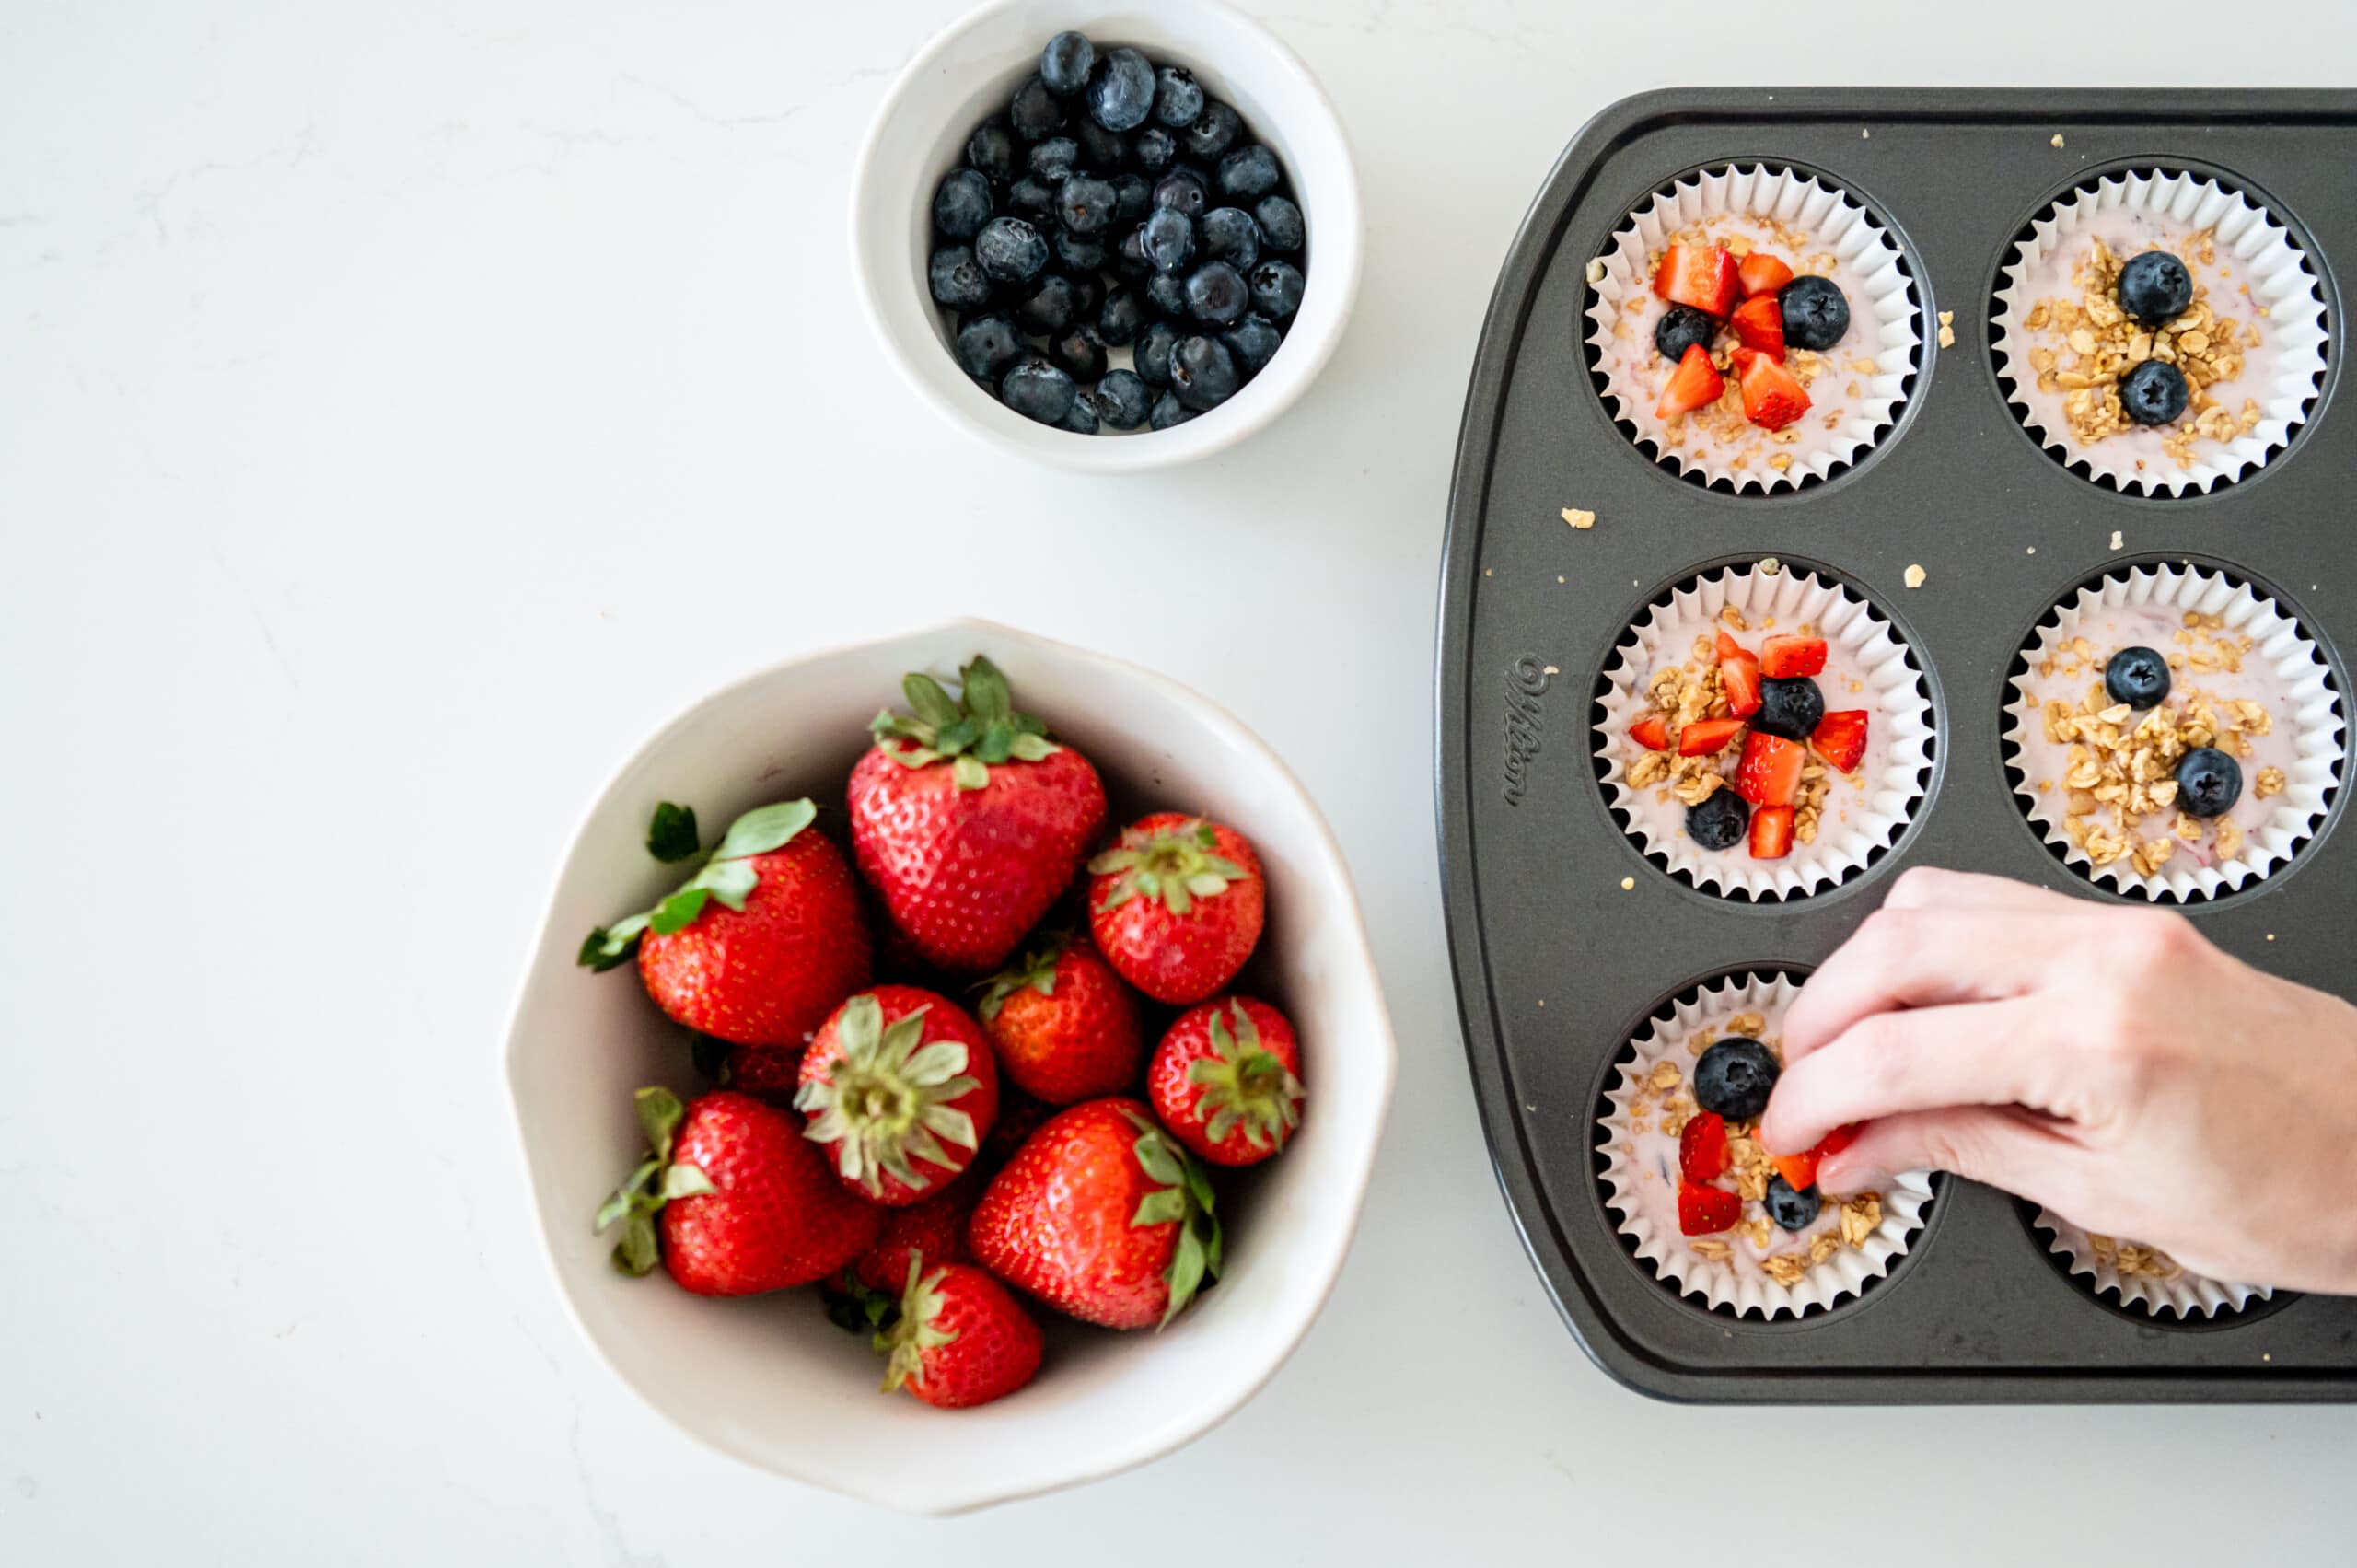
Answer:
[852,0,1363,470]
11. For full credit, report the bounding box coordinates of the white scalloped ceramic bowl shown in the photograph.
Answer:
[503,620,1396,1513]
[850,0,1363,470]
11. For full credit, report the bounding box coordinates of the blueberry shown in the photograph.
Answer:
[1050,323,1107,382]
[965,122,1016,183]
[1198,206,1260,271]
[1039,30,1094,97]
[973,216,1049,285]
[1093,368,1151,429]
[1222,312,1283,377]
[1132,124,1178,175]
[1684,788,1750,851]
[1110,172,1152,226]
[1180,99,1239,161]
[1182,261,1248,327]
[1056,173,1118,236]
[1753,677,1825,742]
[1135,319,1180,386]
[1171,334,1240,411]
[1780,275,1851,353]
[1098,285,1146,346]
[1148,389,1195,429]
[1115,222,1152,279]
[1216,144,1281,201]
[1142,206,1195,274]
[1693,1036,1780,1120]
[2120,358,2189,425]
[1053,229,1107,274]
[1248,260,1305,320]
[1005,175,1056,223]
[1008,75,1064,141]
[1000,354,1076,425]
[1152,166,1210,216]
[1153,65,1204,128]
[1252,194,1305,256]
[953,311,1026,383]
[2117,250,2193,327]
[1654,304,1718,363]
[927,245,991,310]
[2105,645,2173,710]
[932,168,995,240]
[2175,747,2244,818]
[1066,271,1104,322]
[1074,118,1128,170]
[1010,272,1080,335]
[1057,393,1099,434]
[1764,1176,1821,1232]
[1085,46,1155,133]
[1027,137,1079,184]
[1143,269,1188,319]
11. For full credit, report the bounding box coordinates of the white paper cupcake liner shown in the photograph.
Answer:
[1599,973,1934,1321]
[1585,163,1922,493]
[1596,563,1934,900]
[2034,1209,2270,1319]
[1992,168,2328,496]
[2003,563,2343,900]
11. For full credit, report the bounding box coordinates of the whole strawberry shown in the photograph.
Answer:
[595,1086,882,1295]
[1086,813,1265,1005]
[876,1260,1043,1410]
[975,931,1146,1104]
[579,799,871,1050]
[1148,995,1305,1167]
[849,655,1106,974]
[796,985,999,1206]
[852,1179,979,1294]
[969,1098,1220,1330]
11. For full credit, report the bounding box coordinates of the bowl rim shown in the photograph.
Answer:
[848,0,1365,474]
[500,616,1399,1512]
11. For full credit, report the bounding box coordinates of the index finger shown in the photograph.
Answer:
[1782,907,2085,1066]
[1880,865,2084,914]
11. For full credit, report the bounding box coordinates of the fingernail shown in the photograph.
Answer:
[1817,1156,1887,1196]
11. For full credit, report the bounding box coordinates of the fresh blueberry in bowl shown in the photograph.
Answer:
[1054,229,1108,274]
[1683,789,1749,852]
[1216,144,1281,201]
[1142,206,1195,274]
[954,311,1026,383]
[1222,313,1282,377]
[974,216,1049,285]
[1131,124,1178,174]
[1056,173,1119,236]
[1198,206,1260,271]
[1005,174,1056,223]
[1051,324,1109,383]
[1086,46,1155,132]
[1152,166,1211,216]
[1752,677,1825,743]
[2175,747,2244,818]
[1110,171,1153,226]
[1000,354,1077,425]
[2120,359,2189,425]
[1653,305,1716,363]
[965,122,1016,183]
[1093,368,1151,429]
[2104,646,2173,710]
[928,246,991,310]
[1143,270,1188,320]
[932,168,994,240]
[1115,222,1151,278]
[1171,334,1240,411]
[1153,65,1205,128]
[1027,137,1080,184]
[1134,319,1180,386]
[2118,250,2193,327]
[1074,118,1128,169]
[1012,272,1082,336]
[1038,30,1094,97]
[1185,261,1248,326]
[1008,75,1064,140]
[1248,260,1304,321]
[1149,389,1195,428]
[1252,194,1304,256]
[1098,285,1145,346]
[1181,99,1239,161]
[1057,393,1100,434]
[1779,275,1850,353]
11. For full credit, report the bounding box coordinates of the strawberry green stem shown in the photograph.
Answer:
[795,996,980,1197]
[1087,819,1246,917]
[869,654,1060,791]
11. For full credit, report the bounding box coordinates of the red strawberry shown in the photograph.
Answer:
[975,931,1146,1105]
[1630,714,1671,751]
[1147,996,1305,1167]
[1730,293,1785,360]
[579,799,871,1051]
[1749,804,1795,860]
[1719,643,1763,718]
[1811,709,1870,774]
[1678,1180,1741,1237]
[969,1098,1221,1330]
[796,986,999,1206]
[875,1260,1042,1410]
[1737,251,1794,297]
[596,1087,883,1295]
[1653,343,1724,420]
[1087,814,1265,1005]
[707,1041,804,1107]
[1736,348,1811,430]
[1769,1122,1859,1191]
[1735,732,1805,806]
[853,1179,979,1293]
[1758,634,1829,679]
[1678,1110,1729,1183]
[1653,244,1740,316]
[849,655,1107,974]
[1677,716,1747,757]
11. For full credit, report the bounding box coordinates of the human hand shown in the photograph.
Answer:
[1759,865,2357,1294]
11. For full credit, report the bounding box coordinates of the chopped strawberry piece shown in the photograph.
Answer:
[1819,1122,1860,1158]
[1734,732,1805,807]
[1629,714,1670,751]
[1748,805,1794,860]
[1653,343,1725,421]
[1720,646,1763,718]
[1737,251,1795,297]
[1679,1111,1730,1184]
[1811,709,1870,773]
[1736,349,1811,431]
[1678,1180,1742,1237]
[1678,716,1747,757]
[1715,631,1744,661]
[1759,634,1829,679]
[1769,1122,1861,1191]
[1730,294,1785,360]
[1653,244,1740,317]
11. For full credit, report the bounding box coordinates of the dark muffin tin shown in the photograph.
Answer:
[1436,88,2354,1401]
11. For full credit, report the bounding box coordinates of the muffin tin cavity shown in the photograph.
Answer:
[2026,1204,2279,1325]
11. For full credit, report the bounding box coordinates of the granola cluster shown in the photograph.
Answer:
[2020,233,2264,467]
[2085,1232,2183,1283]
[2034,614,2283,873]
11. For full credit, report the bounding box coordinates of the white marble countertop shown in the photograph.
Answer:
[6,0,2353,1559]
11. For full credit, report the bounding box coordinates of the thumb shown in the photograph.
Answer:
[1818,1105,2087,1211]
